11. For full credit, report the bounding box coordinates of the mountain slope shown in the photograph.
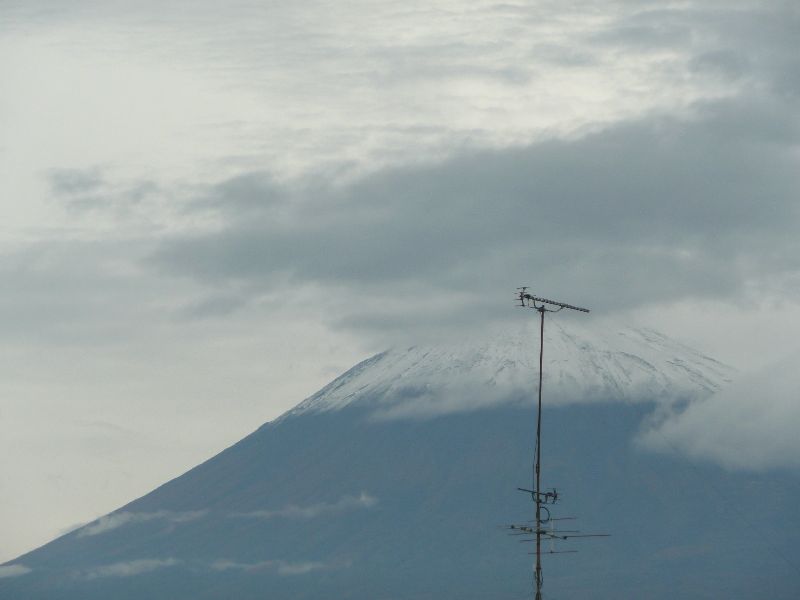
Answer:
[2,321,798,599]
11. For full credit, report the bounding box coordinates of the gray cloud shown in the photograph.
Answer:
[151,93,800,342]
[187,173,287,217]
[46,166,159,216]
[48,167,106,196]
[0,238,160,344]
[689,50,750,81]
[175,292,250,320]
[604,3,800,96]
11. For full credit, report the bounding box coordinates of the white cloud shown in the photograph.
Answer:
[78,510,207,537]
[57,521,88,536]
[81,496,378,534]
[210,558,346,576]
[276,561,331,576]
[77,558,179,579]
[233,492,377,520]
[638,350,800,470]
[0,564,32,578]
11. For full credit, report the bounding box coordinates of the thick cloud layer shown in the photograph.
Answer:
[153,94,800,339]
[640,350,800,470]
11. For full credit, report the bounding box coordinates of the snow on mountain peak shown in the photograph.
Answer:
[283,319,734,421]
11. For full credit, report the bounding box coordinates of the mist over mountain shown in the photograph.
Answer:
[2,321,798,599]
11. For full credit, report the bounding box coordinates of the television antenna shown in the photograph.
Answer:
[507,287,608,600]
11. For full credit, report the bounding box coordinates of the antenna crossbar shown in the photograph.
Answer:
[517,287,589,313]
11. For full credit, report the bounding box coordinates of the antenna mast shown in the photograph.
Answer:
[508,287,605,600]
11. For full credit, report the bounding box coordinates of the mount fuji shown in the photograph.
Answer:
[2,320,799,599]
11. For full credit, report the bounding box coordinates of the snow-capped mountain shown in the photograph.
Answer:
[2,321,797,600]
[287,320,732,420]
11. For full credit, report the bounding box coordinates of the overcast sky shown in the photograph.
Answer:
[1,0,799,562]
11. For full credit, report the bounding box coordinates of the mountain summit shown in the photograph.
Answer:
[2,321,798,599]
[287,320,731,421]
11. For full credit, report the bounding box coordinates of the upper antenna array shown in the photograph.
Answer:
[517,287,590,313]
[507,287,606,600]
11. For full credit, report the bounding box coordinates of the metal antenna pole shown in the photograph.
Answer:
[534,304,545,600]
[507,287,601,600]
